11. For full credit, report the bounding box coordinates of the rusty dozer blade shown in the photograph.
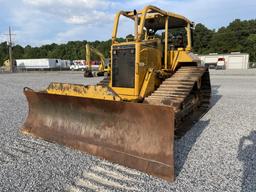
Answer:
[21,88,175,181]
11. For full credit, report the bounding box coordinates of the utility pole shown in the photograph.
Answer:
[5,26,15,72]
[8,26,13,72]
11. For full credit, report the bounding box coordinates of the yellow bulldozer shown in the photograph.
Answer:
[84,43,110,77]
[21,5,211,182]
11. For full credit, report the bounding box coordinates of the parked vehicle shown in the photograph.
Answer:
[70,62,86,71]
[216,58,225,69]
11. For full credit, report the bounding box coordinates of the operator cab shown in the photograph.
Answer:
[110,6,196,100]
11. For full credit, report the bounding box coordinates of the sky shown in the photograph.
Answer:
[0,0,255,46]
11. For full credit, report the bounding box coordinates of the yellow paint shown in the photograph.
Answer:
[139,68,155,98]
[3,60,12,72]
[170,49,195,71]
[46,82,121,101]
[185,23,192,51]
[86,43,110,75]
[44,6,198,102]
[164,16,169,69]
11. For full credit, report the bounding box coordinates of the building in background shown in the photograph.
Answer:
[59,60,72,69]
[16,59,71,70]
[198,52,249,69]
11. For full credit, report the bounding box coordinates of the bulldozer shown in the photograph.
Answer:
[21,5,211,182]
[84,43,110,77]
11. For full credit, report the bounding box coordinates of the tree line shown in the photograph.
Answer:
[0,19,255,66]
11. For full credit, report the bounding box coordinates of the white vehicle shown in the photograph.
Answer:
[216,58,225,69]
[70,63,86,71]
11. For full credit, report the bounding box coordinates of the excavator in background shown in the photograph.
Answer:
[84,43,110,77]
[1,59,12,72]
[21,6,211,182]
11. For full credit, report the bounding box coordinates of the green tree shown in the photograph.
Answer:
[1,19,256,65]
[0,42,8,66]
[246,34,256,61]
[193,23,214,54]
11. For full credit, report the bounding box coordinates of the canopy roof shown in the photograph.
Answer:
[122,5,193,30]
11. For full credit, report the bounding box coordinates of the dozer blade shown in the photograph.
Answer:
[21,88,175,181]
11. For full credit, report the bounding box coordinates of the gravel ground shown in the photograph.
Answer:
[0,70,255,192]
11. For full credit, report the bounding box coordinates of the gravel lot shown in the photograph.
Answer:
[0,70,255,192]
